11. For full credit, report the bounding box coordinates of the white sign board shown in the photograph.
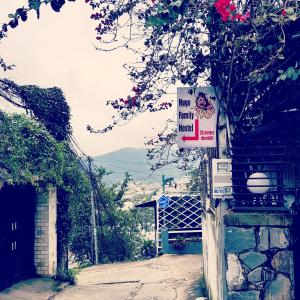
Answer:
[177,87,218,148]
[212,159,233,199]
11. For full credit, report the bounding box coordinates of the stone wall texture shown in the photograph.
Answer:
[225,214,295,300]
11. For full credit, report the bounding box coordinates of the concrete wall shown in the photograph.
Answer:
[202,211,218,300]
[34,187,57,276]
[202,200,227,300]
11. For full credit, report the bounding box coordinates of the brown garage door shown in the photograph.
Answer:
[0,184,36,291]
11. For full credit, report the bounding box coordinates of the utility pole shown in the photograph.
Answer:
[88,156,99,265]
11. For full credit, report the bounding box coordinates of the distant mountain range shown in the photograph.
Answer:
[93,148,185,184]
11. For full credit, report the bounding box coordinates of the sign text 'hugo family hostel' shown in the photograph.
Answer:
[177,87,218,148]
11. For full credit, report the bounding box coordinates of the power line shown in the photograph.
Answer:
[94,157,180,169]
[94,158,149,166]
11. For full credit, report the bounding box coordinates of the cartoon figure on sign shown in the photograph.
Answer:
[195,92,216,119]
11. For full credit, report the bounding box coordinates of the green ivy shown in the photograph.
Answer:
[0,82,91,279]
[2,79,71,141]
[0,111,88,193]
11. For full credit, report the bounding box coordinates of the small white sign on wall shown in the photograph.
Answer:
[212,159,233,199]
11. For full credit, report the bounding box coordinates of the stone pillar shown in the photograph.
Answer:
[224,212,295,300]
[34,187,57,276]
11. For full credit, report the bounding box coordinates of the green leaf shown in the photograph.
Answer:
[28,0,41,10]
[288,14,297,22]
[145,16,167,27]
[286,67,295,78]
[263,73,269,80]
[171,0,182,7]
[278,35,284,43]
[286,7,294,15]
[280,74,287,80]
[8,14,16,18]
[256,45,263,53]
[169,9,179,21]
[292,72,299,80]
[28,0,41,18]
[157,5,165,13]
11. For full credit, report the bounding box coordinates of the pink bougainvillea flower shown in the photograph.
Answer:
[214,0,251,23]
[281,9,287,16]
[235,13,242,21]
[229,4,236,11]
[240,15,246,22]
[245,11,251,19]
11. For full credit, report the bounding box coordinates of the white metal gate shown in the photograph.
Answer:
[156,194,202,253]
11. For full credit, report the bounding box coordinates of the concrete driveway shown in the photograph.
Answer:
[55,255,205,300]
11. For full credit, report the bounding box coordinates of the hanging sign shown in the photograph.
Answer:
[158,195,170,208]
[177,87,218,148]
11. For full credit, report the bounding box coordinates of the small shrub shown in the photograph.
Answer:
[56,268,79,285]
[140,239,156,259]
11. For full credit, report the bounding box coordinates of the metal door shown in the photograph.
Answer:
[294,203,300,299]
[0,184,36,291]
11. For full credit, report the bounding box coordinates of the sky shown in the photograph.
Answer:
[0,1,176,156]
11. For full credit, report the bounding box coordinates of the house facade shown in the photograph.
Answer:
[201,108,300,299]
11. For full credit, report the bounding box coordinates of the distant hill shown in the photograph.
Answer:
[93,148,184,184]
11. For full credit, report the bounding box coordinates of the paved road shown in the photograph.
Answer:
[0,277,62,300]
[55,255,206,300]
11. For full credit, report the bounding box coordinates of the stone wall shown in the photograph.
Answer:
[34,187,57,276]
[224,212,295,300]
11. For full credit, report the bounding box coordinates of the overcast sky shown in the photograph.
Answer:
[0,1,176,156]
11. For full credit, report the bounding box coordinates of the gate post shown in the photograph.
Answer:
[161,229,169,254]
[34,186,57,276]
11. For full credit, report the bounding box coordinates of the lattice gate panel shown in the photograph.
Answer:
[156,194,202,253]
[158,195,202,230]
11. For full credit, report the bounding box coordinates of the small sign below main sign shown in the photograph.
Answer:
[158,195,170,208]
[177,87,218,148]
[212,159,233,199]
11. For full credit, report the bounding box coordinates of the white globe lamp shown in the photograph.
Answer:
[247,172,270,194]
